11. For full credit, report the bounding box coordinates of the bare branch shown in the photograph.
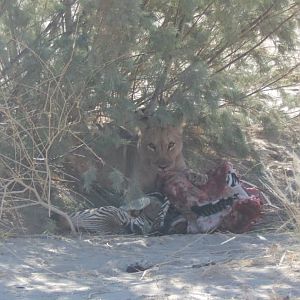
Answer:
[214,11,298,74]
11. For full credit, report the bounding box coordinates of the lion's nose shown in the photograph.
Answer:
[158,164,169,171]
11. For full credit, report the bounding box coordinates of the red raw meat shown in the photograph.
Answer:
[159,162,263,234]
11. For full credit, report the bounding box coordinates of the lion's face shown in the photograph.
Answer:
[138,124,185,174]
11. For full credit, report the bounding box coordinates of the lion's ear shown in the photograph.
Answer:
[174,111,186,132]
[134,109,155,134]
[179,112,186,127]
[134,108,185,131]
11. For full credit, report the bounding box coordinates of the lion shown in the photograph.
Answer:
[56,116,212,234]
[64,116,187,202]
[132,120,187,195]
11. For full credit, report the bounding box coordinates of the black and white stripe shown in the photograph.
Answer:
[70,206,131,234]
[69,203,164,235]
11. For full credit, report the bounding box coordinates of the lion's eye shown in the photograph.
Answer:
[168,142,175,150]
[147,143,156,152]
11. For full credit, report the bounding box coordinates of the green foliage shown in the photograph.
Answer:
[0,0,299,221]
[260,110,283,139]
[203,110,250,157]
[0,1,298,130]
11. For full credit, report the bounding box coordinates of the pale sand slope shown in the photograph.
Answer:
[0,233,299,300]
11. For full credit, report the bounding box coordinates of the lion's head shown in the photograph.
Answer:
[138,120,186,174]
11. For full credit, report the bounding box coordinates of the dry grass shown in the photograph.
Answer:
[0,44,87,235]
[262,153,300,234]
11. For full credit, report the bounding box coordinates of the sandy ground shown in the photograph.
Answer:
[0,233,299,300]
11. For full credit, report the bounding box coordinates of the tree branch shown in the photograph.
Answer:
[241,63,300,100]
[214,11,298,74]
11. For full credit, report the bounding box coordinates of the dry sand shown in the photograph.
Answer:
[0,233,299,300]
